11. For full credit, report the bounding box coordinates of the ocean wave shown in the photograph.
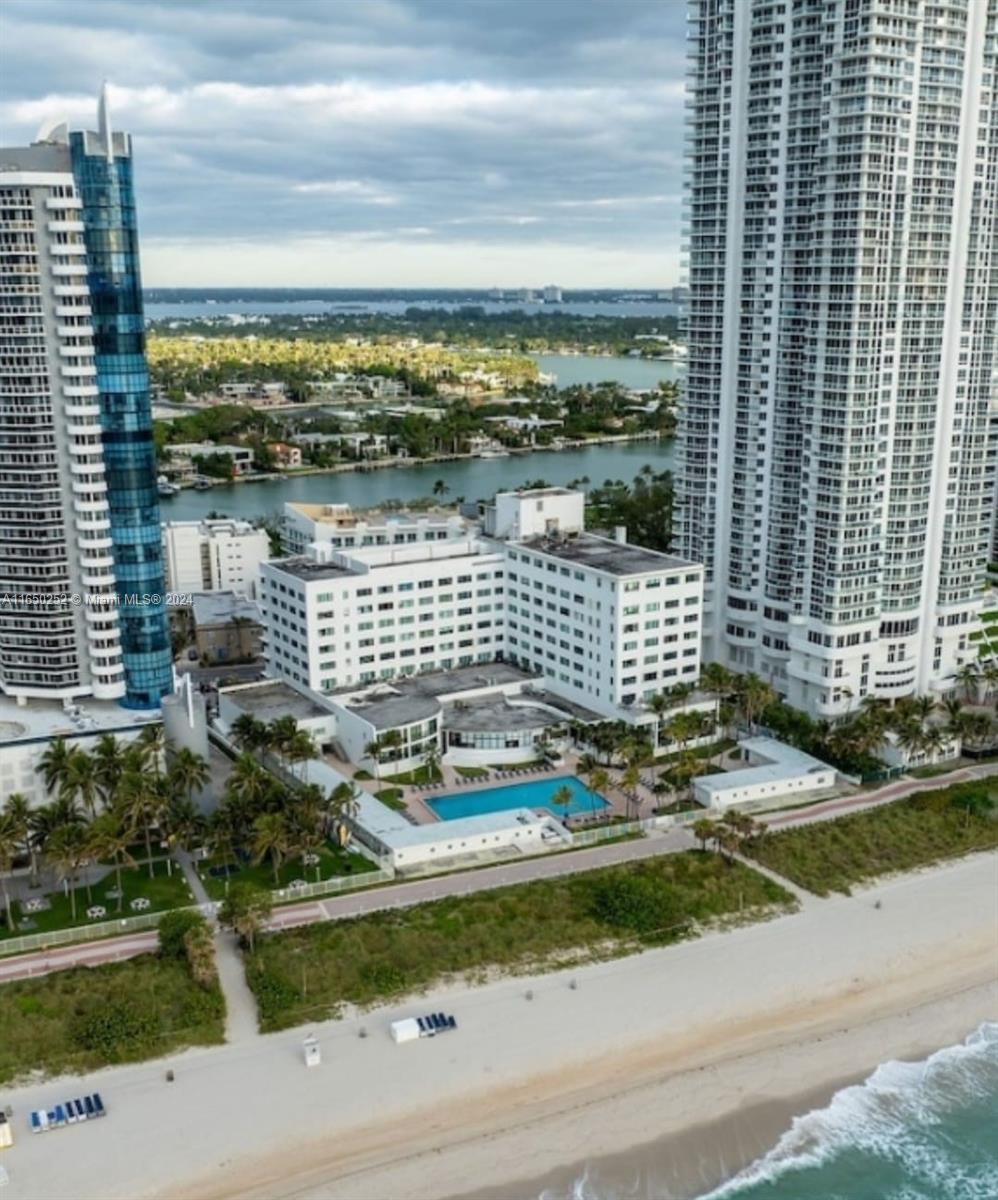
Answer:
[699,1022,998,1200]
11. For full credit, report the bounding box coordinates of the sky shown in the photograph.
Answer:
[0,0,689,288]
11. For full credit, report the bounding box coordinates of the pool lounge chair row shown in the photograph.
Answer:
[31,1092,105,1132]
[417,1012,457,1036]
[413,762,558,792]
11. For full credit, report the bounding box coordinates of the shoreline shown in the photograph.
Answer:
[1,853,994,1200]
[163,431,671,491]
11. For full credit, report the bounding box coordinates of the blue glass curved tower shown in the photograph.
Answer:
[69,124,173,709]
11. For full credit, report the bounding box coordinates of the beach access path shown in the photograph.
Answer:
[0,850,992,1200]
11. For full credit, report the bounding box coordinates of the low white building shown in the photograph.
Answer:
[163,519,271,599]
[693,737,837,811]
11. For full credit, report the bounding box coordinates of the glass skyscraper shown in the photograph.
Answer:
[0,90,172,708]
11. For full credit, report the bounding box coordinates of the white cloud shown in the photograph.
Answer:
[292,180,398,205]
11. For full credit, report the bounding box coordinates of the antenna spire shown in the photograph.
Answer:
[98,80,113,163]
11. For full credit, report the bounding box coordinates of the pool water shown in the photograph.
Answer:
[426,775,607,822]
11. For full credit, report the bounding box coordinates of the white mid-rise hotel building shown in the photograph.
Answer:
[259,489,704,721]
[676,0,997,717]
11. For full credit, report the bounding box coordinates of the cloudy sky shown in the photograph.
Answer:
[0,0,688,288]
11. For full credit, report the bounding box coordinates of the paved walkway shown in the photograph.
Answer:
[177,851,259,1044]
[267,826,692,930]
[0,930,158,983]
[765,760,998,830]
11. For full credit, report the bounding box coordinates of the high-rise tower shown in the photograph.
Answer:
[676,0,997,717]
[0,89,172,709]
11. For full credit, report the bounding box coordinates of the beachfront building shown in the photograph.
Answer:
[162,519,271,599]
[280,502,475,555]
[0,87,172,708]
[693,738,837,812]
[676,0,998,718]
[259,489,707,747]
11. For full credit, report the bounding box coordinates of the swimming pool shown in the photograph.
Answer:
[426,776,608,822]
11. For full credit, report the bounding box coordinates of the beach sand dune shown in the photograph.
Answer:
[1,852,995,1200]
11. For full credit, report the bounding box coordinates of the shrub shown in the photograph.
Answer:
[589,872,683,938]
[71,1000,157,1061]
[183,922,218,989]
[158,910,206,960]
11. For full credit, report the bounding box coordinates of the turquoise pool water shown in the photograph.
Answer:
[427,775,607,822]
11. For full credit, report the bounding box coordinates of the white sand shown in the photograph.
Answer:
[1,852,995,1200]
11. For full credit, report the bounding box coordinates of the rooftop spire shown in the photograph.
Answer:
[98,80,113,163]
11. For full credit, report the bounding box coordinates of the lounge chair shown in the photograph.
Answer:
[437,1012,447,1028]
[31,1112,41,1134]
[37,1111,49,1132]
[74,1099,86,1121]
[64,1101,76,1124]
[83,1096,95,1119]
[429,1013,440,1029]
[447,1015,457,1029]
[417,1017,427,1033]
[52,1106,66,1127]
[92,1093,105,1117]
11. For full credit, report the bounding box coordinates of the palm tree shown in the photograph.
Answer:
[84,812,136,913]
[735,674,776,732]
[432,479,450,498]
[954,662,981,703]
[285,730,317,780]
[894,721,927,763]
[3,793,35,887]
[268,716,299,769]
[117,771,162,880]
[62,749,101,817]
[37,737,73,798]
[218,882,273,952]
[550,784,574,825]
[422,742,442,782]
[138,724,166,780]
[230,713,267,758]
[699,661,735,699]
[0,814,21,932]
[691,817,717,853]
[44,823,90,921]
[328,781,361,845]
[163,797,205,873]
[168,748,210,809]
[620,763,641,819]
[93,734,125,806]
[287,790,325,880]
[226,753,270,811]
[252,811,291,886]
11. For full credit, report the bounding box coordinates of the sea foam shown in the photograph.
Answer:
[699,1021,998,1200]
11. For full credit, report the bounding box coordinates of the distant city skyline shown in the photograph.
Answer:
[0,0,688,287]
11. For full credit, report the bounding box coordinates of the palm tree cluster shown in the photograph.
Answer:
[0,728,209,932]
[229,713,318,778]
[691,810,768,863]
[211,747,362,888]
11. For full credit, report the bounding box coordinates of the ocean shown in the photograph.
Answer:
[536,1024,998,1200]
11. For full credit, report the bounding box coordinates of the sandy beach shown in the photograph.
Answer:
[1,852,995,1200]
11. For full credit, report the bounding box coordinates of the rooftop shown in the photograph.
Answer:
[287,502,468,527]
[267,556,358,582]
[221,680,331,724]
[332,662,538,730]
[191,592,262,628]
[695,737,834,797]
[0,691,160,746]
[516,532,698,577]
[442,697,556,734]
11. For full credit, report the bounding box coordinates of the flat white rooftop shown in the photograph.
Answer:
[695,737,834,798]
[0,693,161,747]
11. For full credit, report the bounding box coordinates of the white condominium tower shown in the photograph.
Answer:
[677,0,997,717]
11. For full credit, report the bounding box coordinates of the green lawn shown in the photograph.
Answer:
[244,852,795,1031]
[746,781,998,896]
[454,765,491,778]
[374,786,407,811]
[381,764,443,785]
[2,861,195,941]
[198,841,375,901]
[0,955,224,1084]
